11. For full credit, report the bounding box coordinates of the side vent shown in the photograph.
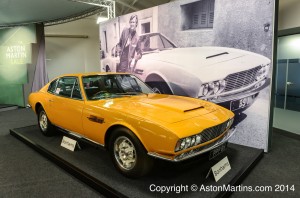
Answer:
[184,106,204,113]
[206,52,229,59]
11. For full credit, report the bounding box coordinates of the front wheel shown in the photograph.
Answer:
[109,128,153,178]
[37,106,55,136]
[147,81,172,94]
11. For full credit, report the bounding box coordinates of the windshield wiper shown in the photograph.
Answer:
[142,49,159,54]
[115,92,145,96]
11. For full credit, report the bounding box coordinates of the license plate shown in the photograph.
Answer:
[230,96,251,111]
[209,143,227,160]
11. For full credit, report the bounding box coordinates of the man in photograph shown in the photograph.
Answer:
[117,14,142,72]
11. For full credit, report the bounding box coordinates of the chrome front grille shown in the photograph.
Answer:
[224,66,261,92]
[199,121,228,143]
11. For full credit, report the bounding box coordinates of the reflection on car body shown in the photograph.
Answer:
[101,33,270,114]
[28,73,235,178]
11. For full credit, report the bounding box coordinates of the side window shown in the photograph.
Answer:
[48,79,58,93]
[83,76,107,100]
[54,77,82,100]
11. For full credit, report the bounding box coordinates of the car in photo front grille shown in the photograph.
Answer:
[101,32,271,117]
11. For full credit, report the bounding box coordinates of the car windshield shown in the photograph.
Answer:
[82,74,153,100]
[139,34,176,53]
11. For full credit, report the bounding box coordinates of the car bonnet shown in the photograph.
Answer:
[141,47,269,82]
[105,94,219,124]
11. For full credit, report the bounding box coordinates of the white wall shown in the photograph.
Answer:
[277,34,300,59]
[278,0,300,30]
[45,16,100,80]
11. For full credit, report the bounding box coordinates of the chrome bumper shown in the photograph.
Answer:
[148,127,236,162]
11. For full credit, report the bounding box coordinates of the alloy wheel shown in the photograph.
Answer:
[113,136,137,170]
[39,111,48,132]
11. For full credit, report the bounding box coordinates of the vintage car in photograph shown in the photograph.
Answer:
[101,32,271,114]
[28,73,235,177]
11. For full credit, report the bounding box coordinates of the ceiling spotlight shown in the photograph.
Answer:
[97,16,109,24]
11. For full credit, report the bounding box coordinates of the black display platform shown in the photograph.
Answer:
[10,126,263,198]
[0,104,18,112]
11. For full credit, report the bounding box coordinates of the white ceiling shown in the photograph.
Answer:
[0,0,172,28]
[1,0,297,30]
[0,0,96,27]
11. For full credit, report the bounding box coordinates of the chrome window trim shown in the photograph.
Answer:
[47,77,84,101]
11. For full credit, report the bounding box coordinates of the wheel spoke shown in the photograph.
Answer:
[125,147,134,153]
[124,159,135,168]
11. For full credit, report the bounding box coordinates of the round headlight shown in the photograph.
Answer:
[219,80,226,93]
[195,135,201,145]
[230,118,234,125]
[180,140,186,150]
[201,84,209,96]
[185,137,191,148]
[191,136,196,146]
[227,118,234,128]
[226,120,231,128]
[208,82,215,90]
[255,67,265,80]
[213,81,220,94]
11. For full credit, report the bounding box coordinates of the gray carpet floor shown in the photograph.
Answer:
[0,108,299,198]
[231,128,300,198]
[0,108,102,198]
[273,108,300,135]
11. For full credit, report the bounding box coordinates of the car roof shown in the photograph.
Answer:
[57,72,130,78]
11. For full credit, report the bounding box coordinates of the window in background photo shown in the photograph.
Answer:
[181,0,215,30]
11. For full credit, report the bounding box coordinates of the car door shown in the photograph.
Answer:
[80,75,113,145]
[47,77,85,134]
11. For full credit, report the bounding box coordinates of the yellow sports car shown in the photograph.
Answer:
[28,73,235,177]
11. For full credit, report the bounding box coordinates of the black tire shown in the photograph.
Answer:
[147,81,172,94]
[109,127,154,178]
[37,106,55,136]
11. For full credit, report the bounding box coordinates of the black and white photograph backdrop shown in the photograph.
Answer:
[99,0,275,151]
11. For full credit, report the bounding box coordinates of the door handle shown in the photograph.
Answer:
[87,115,105,124]
[49,99,54,102]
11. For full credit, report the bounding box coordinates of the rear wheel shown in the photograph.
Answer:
[109,127,153,178]
[37,106,55,136]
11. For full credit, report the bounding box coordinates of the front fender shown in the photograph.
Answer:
[135,59,202,97]
[106,117,179,155]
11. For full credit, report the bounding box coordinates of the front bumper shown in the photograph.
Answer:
[148,127,236,162]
